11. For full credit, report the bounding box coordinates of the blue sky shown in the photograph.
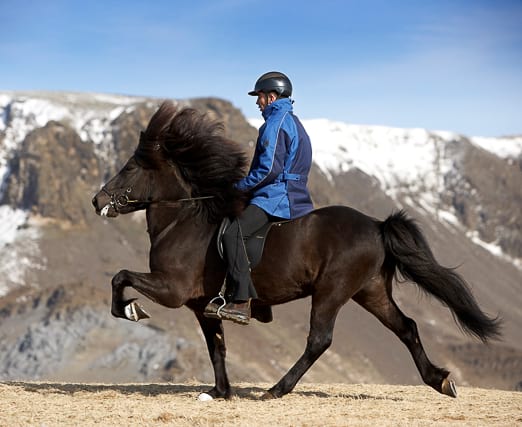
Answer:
[1,0,521,137]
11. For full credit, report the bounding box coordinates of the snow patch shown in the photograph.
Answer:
[0,93,140,197]
[470,136,522,159]
[466,231,521,270]
[0,206,28,248]
[299,119,455,211]
[0,206,46,296]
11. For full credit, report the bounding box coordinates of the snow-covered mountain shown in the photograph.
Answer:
[1,91,521,290]
[0,92,150,295]
[1,90,521,294]
[0,91,521,390]
[0,91,147,180]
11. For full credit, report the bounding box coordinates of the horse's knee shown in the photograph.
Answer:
[112,269,130,287]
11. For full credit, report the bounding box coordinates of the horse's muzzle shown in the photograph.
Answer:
[92,191,118,217]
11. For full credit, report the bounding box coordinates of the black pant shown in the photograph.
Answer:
[222,204,270,301]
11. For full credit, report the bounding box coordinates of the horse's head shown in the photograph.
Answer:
[92,101,249,221]
[92,102,192,217]
[92,157,144,217]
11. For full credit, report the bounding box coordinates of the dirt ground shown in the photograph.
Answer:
[1,382,521,426]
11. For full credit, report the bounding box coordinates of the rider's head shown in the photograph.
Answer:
[248,71,292,112]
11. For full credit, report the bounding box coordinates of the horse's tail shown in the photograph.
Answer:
[380,210,501,343]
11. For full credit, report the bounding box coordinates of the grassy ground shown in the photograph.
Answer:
[1,381,521,426]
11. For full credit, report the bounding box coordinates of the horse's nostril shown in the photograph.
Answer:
[92,197,98,208]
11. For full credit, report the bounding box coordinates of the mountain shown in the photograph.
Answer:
[0,91,521,391]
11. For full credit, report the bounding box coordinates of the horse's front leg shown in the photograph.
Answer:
[193,311,231,400]
[111,269,184,320]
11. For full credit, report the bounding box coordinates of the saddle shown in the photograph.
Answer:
[217,217,285,268]
[209,217,286,323]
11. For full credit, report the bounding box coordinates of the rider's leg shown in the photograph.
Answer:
[219,204,269,324]
[224,204,269,301]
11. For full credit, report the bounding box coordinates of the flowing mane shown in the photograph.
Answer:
[134,101,249,222]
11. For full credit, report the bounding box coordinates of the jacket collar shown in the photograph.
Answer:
[262,98,293,120]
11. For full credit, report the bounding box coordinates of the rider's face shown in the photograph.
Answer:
[255,92,277,112]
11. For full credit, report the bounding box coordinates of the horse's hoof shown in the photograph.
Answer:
[124,301,150,321]
[261,391,277,400]
[198,392,214,402]
[441,378,457,398]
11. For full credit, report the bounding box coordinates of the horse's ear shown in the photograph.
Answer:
[137,130,151,151]
[138,131,160,150]
[138,131,147,148]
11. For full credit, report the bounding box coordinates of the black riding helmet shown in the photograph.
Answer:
[248,71,293,97]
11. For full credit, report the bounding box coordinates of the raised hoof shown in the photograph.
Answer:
[124,300,150,322]
[441,378,458,398]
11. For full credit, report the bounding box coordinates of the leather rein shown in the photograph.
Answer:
[100,186,214,213]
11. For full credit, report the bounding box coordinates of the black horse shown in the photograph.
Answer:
[92,101,500,400]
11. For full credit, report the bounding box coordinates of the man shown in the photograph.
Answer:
[209,71,314,325]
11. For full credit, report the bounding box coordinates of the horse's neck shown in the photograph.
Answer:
[146,206,214,246]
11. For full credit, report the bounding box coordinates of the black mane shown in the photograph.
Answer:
[135,101,249,222]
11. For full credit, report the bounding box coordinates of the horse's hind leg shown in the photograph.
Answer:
[353,278,457,397]
[263,292,341,399]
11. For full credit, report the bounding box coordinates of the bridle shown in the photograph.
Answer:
[100,187,140,209]
[99,186,214,215]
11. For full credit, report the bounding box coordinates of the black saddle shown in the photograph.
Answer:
[216,217,285,268]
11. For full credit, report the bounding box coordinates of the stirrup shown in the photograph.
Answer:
[203,293,227,319]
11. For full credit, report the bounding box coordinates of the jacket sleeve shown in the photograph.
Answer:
[236,122,286,192]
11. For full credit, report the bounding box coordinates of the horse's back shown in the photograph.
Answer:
[254,205,385,301]
[308,205,379,226]
[267,205,383,251]
[309,204,384,254]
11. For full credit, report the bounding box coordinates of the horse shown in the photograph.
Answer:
[92,101,501,400]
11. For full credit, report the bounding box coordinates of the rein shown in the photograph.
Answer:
[100,187,214,213]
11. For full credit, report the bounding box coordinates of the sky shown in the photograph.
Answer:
[1,0,521,137]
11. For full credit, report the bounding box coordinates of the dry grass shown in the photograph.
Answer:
[1,382,521,426]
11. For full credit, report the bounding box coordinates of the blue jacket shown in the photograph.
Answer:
[236,98,314,219]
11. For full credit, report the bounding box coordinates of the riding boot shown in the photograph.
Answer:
[220,265,256,321]
[219,299,251,325]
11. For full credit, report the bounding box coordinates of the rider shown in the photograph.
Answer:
[211,71,314,325]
